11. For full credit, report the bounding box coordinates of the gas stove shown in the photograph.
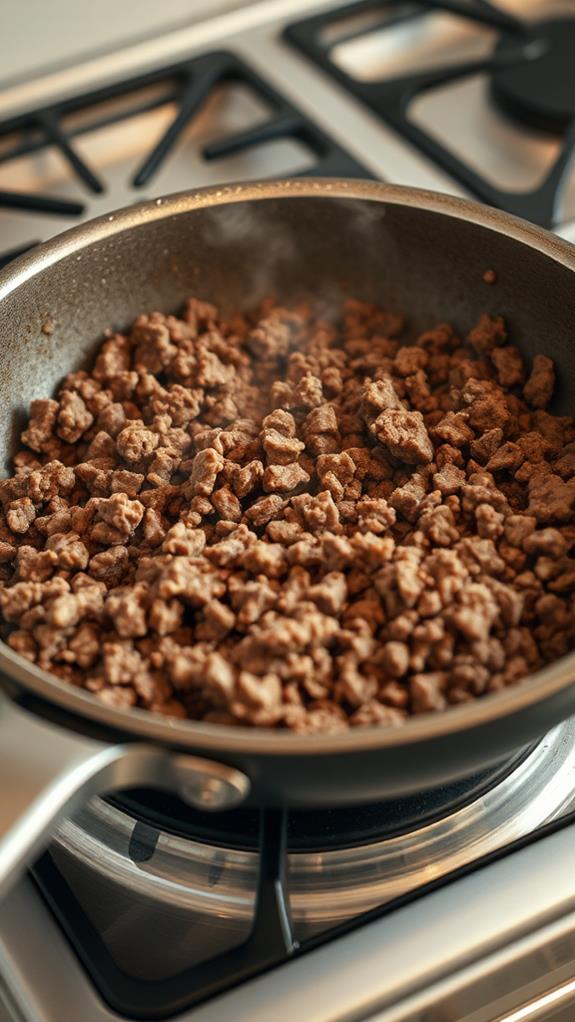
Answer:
[3,0,575,269]
[3,2,575,1020]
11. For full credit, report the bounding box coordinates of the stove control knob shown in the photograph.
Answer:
[172,755,251,811]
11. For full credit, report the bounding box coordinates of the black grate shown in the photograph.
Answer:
[285,0,575,228]
[0,49,373,266]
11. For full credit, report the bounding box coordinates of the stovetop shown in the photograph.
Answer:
[3,722,575,1021]
[4,1,575,1020]
[2,0,575,278]
[286,0,575,227]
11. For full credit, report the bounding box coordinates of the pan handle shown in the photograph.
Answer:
[0,691,171,902]
[0,692,251,902]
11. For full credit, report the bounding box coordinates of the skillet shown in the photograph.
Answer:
[1,179,575,899]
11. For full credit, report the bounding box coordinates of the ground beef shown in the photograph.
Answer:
[370,409,433,465]
[1,296,574,733]
[523,355,555,409]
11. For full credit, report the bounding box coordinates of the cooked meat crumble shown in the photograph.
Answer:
[1,295,574,733]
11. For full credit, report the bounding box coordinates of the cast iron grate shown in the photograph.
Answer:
[0,49,373,268]
[34,810,297,1021]
[285,0,575,227]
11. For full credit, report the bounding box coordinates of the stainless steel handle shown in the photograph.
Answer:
[0,692,250,901]
[0,693,169,902]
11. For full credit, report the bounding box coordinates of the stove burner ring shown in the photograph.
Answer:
[492,18,575,134]
[110,748,531,853]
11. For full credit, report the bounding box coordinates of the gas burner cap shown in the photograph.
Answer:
[492,19,575,134]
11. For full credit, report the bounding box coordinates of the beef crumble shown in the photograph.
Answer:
[1,296,574,733]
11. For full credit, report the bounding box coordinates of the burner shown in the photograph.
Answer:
[35,721,575,1018]
[109,750,528,853]
[492,19,575,134]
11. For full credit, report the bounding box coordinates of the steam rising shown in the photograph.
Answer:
[200,194,389,318]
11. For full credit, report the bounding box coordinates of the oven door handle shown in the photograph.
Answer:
[0,692,250,902]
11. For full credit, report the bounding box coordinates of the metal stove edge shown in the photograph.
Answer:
[3,815,575,1022]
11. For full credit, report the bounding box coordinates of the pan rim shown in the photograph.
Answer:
[1,176,574,755]
[2,178,575,299]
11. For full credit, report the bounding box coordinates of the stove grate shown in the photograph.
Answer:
[285,0,575,228]
[0,49,373,265]
[30,751,528,1017]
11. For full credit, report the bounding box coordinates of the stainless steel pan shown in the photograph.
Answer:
[2,179,575,902]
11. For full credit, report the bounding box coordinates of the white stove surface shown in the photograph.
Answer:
[0,0,247,88]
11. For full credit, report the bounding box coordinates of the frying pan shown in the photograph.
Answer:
[2,179,575,902]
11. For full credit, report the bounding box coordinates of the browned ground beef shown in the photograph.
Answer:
[1,296,574,733]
